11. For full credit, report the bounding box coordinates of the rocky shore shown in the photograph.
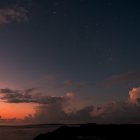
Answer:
[33,123,140,140]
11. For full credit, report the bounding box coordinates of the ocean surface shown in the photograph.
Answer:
[0,125,60,140]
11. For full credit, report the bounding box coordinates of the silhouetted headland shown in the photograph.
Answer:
[33,123,140,140]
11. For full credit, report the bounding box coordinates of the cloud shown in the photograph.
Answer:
[29,101,67,124]
[129,87,140,104]
[0,88,36,103]
[64,80,85,90]
[1,87,140,124]
[76,83,83,90]
[66,92,75,98]
[88,86,140,124]
[91,101,140,123]
[23,104,94,124]
[101,71,140,88]
[66,106,94,123]
[0,88,70,104]
[0,5,28,25]
[64,80,73,86]
[30,86,140,124]
[22,92,75,124]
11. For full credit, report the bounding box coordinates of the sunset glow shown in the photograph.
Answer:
[0,101,36,119]
[0,0,140,125]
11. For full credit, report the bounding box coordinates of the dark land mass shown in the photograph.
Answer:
[33,123,140,140]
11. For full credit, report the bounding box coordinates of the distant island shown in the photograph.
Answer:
[33,123,140,140]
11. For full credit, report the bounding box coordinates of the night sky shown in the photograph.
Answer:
[0,0,140,124]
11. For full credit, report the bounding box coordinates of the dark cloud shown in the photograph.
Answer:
[0,88,72,104]
[64,80,86,91]
[0,5,28,24]
[1,87,140,124]
[0,88,14,93]
[76,83,84,90]
[90,86,140,123]
[66,106,94,123]
[23,104,94,124]
[30,102,67,124]
[64,80,73,86]
[29,86,140,124]
[92,101,140,124]
[0,88,36,103]
[101,71,140,88]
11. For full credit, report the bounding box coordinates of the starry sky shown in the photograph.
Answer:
[0,0,140,124]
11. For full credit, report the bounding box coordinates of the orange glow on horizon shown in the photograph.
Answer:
[0,101,37,119]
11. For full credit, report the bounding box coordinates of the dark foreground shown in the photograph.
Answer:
[33,123,140,140]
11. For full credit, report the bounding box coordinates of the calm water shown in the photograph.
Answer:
[0,125,60,140]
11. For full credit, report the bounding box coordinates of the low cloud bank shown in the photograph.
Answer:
[0,87,140,124]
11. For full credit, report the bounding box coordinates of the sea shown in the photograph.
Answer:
[0,125,61,140]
